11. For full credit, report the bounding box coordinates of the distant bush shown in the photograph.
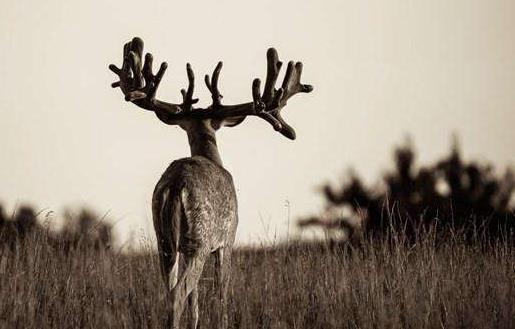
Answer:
[0,203,113,251]
[299,138,515,243]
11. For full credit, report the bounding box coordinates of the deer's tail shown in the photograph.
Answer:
[152,184,182,291]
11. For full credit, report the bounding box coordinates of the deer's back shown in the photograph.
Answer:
[153,156,238,256]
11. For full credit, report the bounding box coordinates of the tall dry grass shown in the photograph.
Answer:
[1,227,514,329]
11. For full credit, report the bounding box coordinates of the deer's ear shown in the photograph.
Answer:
[211,116,247,130]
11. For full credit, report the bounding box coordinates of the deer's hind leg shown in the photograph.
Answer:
[157,242,180,292]
[167,251,208,329]
[215,247,232,329]
[188,286,199,329]
[155,238,181,329]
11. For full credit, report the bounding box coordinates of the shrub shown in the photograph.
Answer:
[299,138,515,242]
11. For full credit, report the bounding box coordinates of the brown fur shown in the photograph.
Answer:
[153,156,238,258]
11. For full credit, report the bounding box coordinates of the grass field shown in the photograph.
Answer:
[1,228,514,329]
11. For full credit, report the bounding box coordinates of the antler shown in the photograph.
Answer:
[250,48,314,139]
[109,37,313,139]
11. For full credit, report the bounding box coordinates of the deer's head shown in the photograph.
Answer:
[109,37,312,140]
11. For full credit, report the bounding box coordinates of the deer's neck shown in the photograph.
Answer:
[186,120,223,166]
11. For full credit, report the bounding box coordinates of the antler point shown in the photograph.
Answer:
[303,84,314,93]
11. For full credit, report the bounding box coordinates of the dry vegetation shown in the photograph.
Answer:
[1,226,514,329]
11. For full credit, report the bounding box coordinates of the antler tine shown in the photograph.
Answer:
[280,61,313,101]
[205,61,223,107]
[262,48,282,102]
[251,79,281,131]
[142,52,168,102]
[273,109,297,140]
[180,63,199,111]
[129,38,144,89]
[121,41,131,74]
[281,61,295,92]
[154,61,168,88]
[142,53,153,82]
[109,40,134,90]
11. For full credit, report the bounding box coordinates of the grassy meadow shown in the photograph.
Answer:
[0,227,514,329]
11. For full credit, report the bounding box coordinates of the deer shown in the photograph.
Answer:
[109,37,312,329]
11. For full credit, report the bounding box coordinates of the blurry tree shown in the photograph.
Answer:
[13,206,38,238]
[299,138,515,242]
[61,208,113,250]
[0,203,113,250]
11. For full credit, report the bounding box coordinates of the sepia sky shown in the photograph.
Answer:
[1,0,514,246]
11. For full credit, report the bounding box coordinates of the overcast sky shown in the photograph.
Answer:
[1,0,514,246]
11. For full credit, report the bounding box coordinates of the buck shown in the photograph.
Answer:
[109,37,312,329]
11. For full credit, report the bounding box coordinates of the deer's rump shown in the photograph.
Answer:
[152,156,238,257]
